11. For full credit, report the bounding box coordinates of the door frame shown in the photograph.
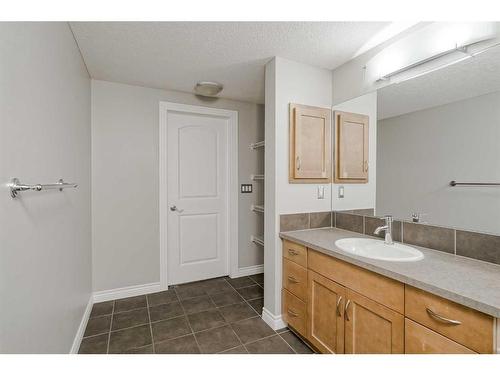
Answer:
[159,101,239,289]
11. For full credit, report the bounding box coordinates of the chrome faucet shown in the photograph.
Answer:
[374,215,394,245]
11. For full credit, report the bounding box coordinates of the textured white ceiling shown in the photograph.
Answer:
[70,22,389,103]
[378,45,500,120]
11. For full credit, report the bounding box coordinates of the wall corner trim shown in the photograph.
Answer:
[92,282,163,303]
[70,295,93,354]
[262,307,286,331]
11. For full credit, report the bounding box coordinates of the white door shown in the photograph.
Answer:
[166,105,232,285]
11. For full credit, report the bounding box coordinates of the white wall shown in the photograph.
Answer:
[332,91,377,211]
[264,57,332,321]
[377,90,500,234]
[0,23,91,353]
[91,80,264,292]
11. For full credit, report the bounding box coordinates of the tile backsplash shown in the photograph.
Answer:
[402,222,455,254]
[280,209,500,265]
[280,212,332,232]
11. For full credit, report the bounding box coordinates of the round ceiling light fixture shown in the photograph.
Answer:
[194,81,223,97]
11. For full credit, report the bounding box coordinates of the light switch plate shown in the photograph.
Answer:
[317,185,325,199]
[241,184,253,193]
[338,185,344,198]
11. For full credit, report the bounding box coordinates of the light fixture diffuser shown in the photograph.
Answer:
[194,81,223,97]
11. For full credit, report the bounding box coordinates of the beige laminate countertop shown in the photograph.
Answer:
[279,227,500,318]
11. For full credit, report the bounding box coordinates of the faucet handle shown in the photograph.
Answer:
[384,215,393,223]
[411,213,427,223]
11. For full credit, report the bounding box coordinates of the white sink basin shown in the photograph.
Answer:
[334,238,424,262]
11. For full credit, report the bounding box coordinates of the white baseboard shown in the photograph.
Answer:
[262,307,286,331]
[230,264,264,278]
[70,295,93,354]
[93,282,163,303]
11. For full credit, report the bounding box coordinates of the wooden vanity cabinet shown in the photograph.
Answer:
[405,285,494,353]
[289,104,331,183]
[405,319,475,354]
[307,270,345,353]
[334,111,369,184]
[281,240,496,354]
[282,240,308,338]
[344,289,404,354]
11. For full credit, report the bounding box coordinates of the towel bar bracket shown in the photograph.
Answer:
[9,177,78,198]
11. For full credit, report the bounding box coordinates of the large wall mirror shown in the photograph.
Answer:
[376,43,500,235]
[332,42,500,236]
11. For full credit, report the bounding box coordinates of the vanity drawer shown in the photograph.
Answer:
[308,249,404,313]
[405,285,494,353]
[405,319,476,354]
[282,289,307,336]
[283,240,307,267]
[283,258,307,301]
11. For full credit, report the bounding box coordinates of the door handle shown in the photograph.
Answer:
[344,299,351,321]
[170,205,184,213]
[287,275,299,284]
[296,156,301,170]
[336,296,343,317]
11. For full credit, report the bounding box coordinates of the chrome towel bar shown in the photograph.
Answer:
[449,181,500,187]
[9,178,78,198]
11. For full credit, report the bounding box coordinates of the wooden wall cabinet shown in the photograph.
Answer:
[289,104,331,183]
[281,240,495,354]
[334,111,369,183]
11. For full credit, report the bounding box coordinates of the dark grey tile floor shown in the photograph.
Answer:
[79,274,314,354]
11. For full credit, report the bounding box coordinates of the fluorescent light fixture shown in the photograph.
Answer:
[376,39,499,82]
[364,22,500,85]
[352,21,421,59]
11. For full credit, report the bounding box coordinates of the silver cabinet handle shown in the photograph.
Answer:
[296,156,301,170]
[287,275,299,284]
[287,309,299,318]
[336,296,343,317]
[345,299,351,321]
[426,308,462,325]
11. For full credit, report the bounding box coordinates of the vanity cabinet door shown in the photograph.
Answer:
[307,270,346,353]
[334,111,369,183]
[405,319,476,354]
[344,289,404,354]
[283,289,307,337]
[289,104,331,183]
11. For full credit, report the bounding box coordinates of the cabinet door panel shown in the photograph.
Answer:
[307,270,345,353]
[344,289,404,354]
[405,285,493,353]
[405,319,476,354]
[289,104,331,182]
[334,111,369,183]
[283,258,308,302]
[282,240,307,267]
[283,289,307,337]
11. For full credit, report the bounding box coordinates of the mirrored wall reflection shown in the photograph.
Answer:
[372,44,500,235]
